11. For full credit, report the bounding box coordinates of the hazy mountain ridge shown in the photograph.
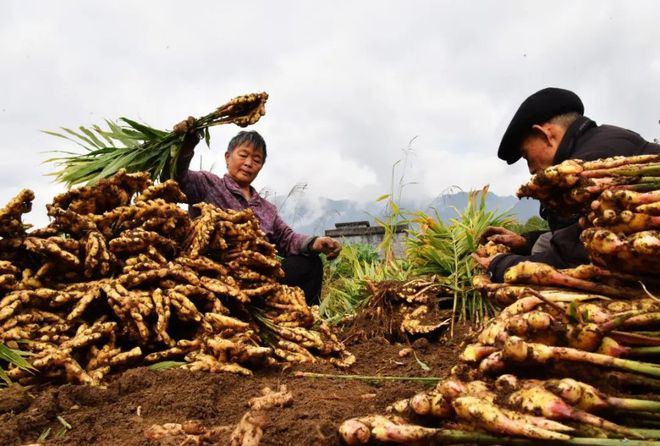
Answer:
[271,191,540,235]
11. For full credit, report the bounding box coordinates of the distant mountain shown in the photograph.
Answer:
[271,191,540,235]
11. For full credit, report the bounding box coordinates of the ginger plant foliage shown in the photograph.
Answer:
[405,186,515,324]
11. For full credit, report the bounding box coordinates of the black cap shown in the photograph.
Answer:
[498,87,584,164]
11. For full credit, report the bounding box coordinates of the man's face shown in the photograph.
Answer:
[520,133,558,174]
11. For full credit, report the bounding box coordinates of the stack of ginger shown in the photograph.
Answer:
[0,170,353,385]
[336,155,660,445]
[341,277,452,343]
[338,274,660,445]
[517,153,660,274]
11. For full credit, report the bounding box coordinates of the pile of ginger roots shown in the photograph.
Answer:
[0,169,353,385]
[339,154,660,445]
[519,153,660,274]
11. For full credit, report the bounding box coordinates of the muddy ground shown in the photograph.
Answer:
[0,323,476,446]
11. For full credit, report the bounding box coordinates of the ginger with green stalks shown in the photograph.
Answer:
[477,295,559,346]
[349,378,576,443]
[504,261,646,298]
[502,336,660,378]
[594,189,660,211]
[588,209,660,234]
[473,274,611,307]
[581,229,660,274]
[508,386,643,438]
[544,377,660,413]
[517,155,660,212]
[453,396,572,440]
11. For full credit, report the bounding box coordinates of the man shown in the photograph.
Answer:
[473,87,660,282]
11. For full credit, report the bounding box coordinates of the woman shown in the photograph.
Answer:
[169,117,341,305]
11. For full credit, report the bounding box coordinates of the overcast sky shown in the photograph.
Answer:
[2,1,660,228]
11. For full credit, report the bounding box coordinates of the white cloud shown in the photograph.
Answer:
[2,0,660,229]
[411,147,531,197]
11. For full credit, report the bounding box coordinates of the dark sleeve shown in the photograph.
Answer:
[644,140,660,154]
[520,230,546,253]
[269,212,313,256]
[488,223,589,282]
[573,126,660,160]
[178,170,225,205]
[161,132,215,205]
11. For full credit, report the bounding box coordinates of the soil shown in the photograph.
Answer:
[0,323,476,446]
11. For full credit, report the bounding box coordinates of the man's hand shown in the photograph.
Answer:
[471,253,499,270]
[173,116,196,135]
[311,236,342,260]
[479,226,527,250]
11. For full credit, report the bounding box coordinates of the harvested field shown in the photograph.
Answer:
[0,324,472,446]
[2,156,659,446]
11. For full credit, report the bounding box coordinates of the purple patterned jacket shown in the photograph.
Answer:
[174,149,312,256]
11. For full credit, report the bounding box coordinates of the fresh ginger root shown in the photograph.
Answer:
[248,385,293,411]
[229,411,265,446]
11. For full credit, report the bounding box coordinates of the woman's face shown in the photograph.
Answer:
[225,143,265,187]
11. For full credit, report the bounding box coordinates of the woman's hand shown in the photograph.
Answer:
[173,116,196,135]
[479,226,527,250]
[164,115,200,181]
[311,236,342,260]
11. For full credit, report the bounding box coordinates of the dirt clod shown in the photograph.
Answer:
[0,383,32,413]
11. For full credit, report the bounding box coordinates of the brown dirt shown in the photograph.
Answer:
[0,324,475,446]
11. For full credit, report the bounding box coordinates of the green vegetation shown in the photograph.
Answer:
[147,361,186,371]
[319,186,518,330]
[44,118,183,187]
[510,215,549,234]
[320,243,410,325]
[405,186,515,325]
[324,243,380,281]
[0,342,35,385]
[44,93,267,187]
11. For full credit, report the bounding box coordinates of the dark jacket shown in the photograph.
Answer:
[488,116,660,282]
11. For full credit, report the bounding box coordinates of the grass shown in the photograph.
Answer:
[147,361,186,371]
[319,244,411,324]
[405,186,516,326]
[374,138,417,265]
[320,184,521,330]
[0,342,35,385]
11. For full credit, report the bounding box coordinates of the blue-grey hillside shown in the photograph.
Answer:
[271,191,540,235]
